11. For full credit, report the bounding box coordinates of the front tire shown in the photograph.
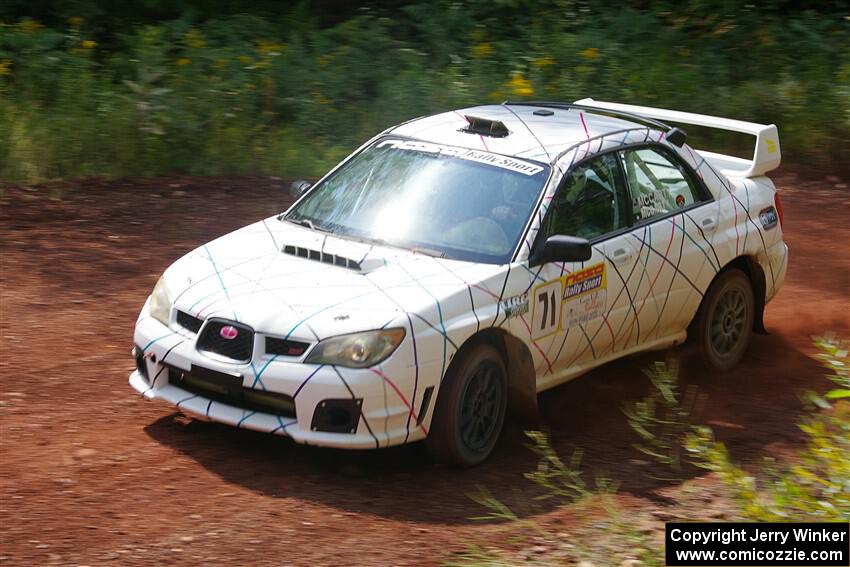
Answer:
[426,343,507,467]
[693,269,755,371]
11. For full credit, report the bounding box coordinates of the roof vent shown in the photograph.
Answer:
[460,115,510,138]
[533,109,554,116]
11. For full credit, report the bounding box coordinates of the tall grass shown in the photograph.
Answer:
[454,338,849,565]
[1,3,848,183]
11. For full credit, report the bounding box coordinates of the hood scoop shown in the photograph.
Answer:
[282,244,388,273]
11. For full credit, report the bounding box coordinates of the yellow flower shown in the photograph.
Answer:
[312,91,331,105]
[81,39,97,49]
[507,72,534,97]
[0,59,12,76]
[471,42,494,58]
[184,29,206,49]
[177,57,191,66]
[238,55,252,64]
[215,58,228,69]
[20,19,43,34]
[756,29,776,47]
[579,47,599,60]
[257,39,285,55]
[533,55,555,68]
[68,16,85,27]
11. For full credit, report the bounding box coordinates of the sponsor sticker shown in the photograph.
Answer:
[759,206,779,230]
[562,263,607,329]
[461,150,544,176]
[632,191,668,220]
[500,293,529,319]
[375,138,544,176]
[529,262,608,339]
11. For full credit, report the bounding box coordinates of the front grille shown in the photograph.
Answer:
[168,366,296,418]
[177,310,204,333]
[196,319,254,362]
[266,336,310,357]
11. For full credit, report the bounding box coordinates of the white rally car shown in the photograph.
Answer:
[131,99,788,466]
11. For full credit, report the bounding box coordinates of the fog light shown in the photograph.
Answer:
[133,345,148,381]
[310,398,362,434]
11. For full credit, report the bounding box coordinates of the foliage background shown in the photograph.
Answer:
[1,0,848,182]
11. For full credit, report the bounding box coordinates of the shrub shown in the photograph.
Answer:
[813,335,850,402]
[458,336,849,565]
[621,359,704,478]
[685,337,850,521]
[1,2,848,183]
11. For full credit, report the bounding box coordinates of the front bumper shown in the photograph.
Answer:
[130,307,433,449]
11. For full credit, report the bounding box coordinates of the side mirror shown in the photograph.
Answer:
[666,127,687,147]
[534,235,592,265]
[290,180,311,199]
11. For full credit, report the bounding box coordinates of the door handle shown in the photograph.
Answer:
[611,247,633,265]
[701,216,718,233]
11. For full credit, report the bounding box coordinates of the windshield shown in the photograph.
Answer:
[286,138,550,263]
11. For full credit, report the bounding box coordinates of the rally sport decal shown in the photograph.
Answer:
[531,263,607,340]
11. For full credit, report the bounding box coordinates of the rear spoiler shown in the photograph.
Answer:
[574,98,781,178]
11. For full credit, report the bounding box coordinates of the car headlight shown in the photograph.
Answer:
[305,329,405,368]
[149,276,172,325]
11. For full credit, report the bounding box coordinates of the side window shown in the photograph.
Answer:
[619,147,705,222]
[542,153,629,241]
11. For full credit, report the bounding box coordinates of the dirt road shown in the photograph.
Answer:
[1,173,848,565]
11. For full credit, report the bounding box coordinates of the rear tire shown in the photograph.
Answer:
[693,269,755,371]
[426,344,507,467]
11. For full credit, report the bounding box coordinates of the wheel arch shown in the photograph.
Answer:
[444,327,539,423]
[707,255,767,334]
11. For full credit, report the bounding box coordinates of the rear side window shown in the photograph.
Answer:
[619,147,705,222]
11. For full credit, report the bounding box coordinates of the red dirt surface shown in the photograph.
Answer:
[1,172,848,566]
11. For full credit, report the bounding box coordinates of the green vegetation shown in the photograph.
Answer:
[460,432,657,566]
[455,338,850,565]
[1,1,848,183]
[686,336,850,522]
[523,430,619,500]
[685,406,850,522]
[621,359,703,478]
[813,335,850,402]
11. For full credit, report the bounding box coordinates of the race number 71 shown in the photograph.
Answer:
[531,279,563,340]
